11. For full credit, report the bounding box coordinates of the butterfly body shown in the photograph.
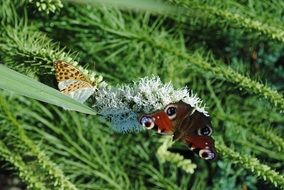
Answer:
[139,101,217,160]
[54,61,96,103]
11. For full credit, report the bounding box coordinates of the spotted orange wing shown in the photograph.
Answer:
[53,60,95,103]
[54,60,89,82]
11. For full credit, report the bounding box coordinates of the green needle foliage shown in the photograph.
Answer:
[169,0,284,43]
[156,136,197,174]
[217,143,284,188]
[0,0,283,189]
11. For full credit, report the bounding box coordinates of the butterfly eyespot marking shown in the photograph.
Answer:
[197,125,213,136]
[199,149,215,160]
[140,116,155,129]
[165,105,177,120]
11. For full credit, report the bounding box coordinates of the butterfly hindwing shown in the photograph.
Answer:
[184,135,217,160]
[58,80,78,91]
[60,80,93,91]
[66,86,95,104]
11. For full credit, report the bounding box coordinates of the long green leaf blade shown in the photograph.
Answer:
[68,0,178,15]
[0,65,96,115]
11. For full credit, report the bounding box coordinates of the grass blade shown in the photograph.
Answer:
[68,0,178,15]
[0,65,96,115]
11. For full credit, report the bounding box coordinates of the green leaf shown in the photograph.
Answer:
[68,0,178,15]
[0,65,96,115]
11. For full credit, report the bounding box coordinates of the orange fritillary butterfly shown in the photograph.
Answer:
[54,60,96,103]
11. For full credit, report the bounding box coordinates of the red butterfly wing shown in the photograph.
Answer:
[184,135,217,160]
[139,111,174,134]
[139,100,217,160]
[170,101,217,160]
[151,111,174,134]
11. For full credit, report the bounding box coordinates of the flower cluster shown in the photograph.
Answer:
[94,76,207,133]
[29,0,63,14]
[157,136,197,173]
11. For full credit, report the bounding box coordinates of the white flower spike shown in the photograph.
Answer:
[94,76,208,133]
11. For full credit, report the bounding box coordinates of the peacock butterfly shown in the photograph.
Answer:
[139,100,217,160]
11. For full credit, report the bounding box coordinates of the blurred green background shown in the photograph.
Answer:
[0,0,283,189]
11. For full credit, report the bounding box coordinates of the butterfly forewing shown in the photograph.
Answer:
[54,61,88,82]
[167,101,193,137]
[176,108,213,137]
[151,112,174,134]
[54,61,96,103]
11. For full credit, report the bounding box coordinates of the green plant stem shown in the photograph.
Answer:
[141,37,284,112]
[0,97,78,190]
[169,0,284,43]
[206,80,284,152]
[103,25,284,112]
[0,141,48,190]
[218,113,284,151]
[0,25,76,74]
[216,143,284,189]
